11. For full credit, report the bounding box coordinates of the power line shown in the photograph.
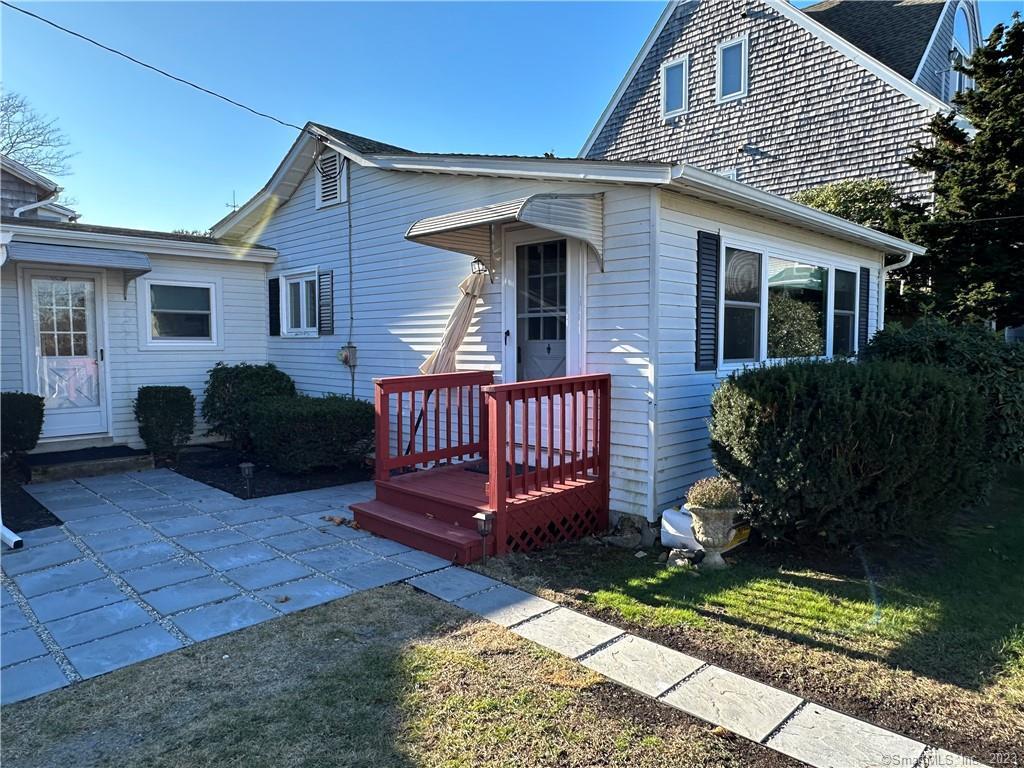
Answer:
[1,0,310,136]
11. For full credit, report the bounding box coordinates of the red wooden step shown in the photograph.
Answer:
[351,499,485,565]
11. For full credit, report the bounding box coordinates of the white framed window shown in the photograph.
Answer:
[139,278,219,349]
[281,270,318,337]
[315,149,347,209]
[661,55,689,119]
[718,238,862,369]
[947,4,975,100]
[716,35,749,103]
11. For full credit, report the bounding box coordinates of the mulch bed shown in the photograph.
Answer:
[1,462,62,533]
[171,445,370,500]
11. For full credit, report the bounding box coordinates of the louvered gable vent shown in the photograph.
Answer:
[315,149,344,208]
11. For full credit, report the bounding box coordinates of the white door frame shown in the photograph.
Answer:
[500,226,586,384]
[18,265,112,440]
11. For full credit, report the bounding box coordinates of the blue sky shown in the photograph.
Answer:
[2,1,1020,232]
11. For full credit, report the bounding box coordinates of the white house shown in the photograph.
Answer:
[0,161,276,451]
[212,123,925,529]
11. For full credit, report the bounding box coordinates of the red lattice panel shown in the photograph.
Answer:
[501,483,609,554]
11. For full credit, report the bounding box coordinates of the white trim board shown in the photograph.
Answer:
[578,0,965,158]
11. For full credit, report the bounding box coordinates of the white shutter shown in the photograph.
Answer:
[315,150,345,208]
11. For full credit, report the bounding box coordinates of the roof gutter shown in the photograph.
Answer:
[877,251,915,331]
[13,185,61,219]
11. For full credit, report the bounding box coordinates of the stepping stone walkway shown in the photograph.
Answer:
[406,565,992,768]
[1,471,449,705]
[0,471,992,767]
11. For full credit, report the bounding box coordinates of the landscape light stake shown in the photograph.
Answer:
[473,511,494,564]
[239,462,255,499]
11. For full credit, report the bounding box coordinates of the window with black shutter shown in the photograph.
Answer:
[695,231,720,371]
[268,277,280,337]
[858,267,870,350]
[318,270,334,336]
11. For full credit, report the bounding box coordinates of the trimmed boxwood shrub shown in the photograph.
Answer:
[248,394,374,475]
[1,392,45,455]
[709,359,987,544]
[862,318,1024,464]
[201,362,296,451]
[134,386,195,461]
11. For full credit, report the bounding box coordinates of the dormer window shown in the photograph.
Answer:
[716,36,749,103]
[315,149,347,209]
[947,4,975,101]
[661,56,689,119]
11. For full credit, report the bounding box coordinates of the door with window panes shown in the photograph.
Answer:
[516,239,567,381]
[24,270,107,438]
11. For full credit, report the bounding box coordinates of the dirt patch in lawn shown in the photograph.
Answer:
[1,585,801,768]
[171,444,370,499]
[475,471,1024,768]
[1,463,62,533]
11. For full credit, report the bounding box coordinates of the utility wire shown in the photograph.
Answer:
[1,0,310,136]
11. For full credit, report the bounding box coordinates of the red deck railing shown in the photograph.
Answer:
[374,371,494,480]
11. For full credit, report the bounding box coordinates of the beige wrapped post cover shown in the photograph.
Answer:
[419,270,488,375]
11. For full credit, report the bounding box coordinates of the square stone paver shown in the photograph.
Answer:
[65,623,182,678]
[142,576,240,615]
[122,560,210,593]
[354,536,411,557]
[172,596,277,642]
[176,529,249,553]
[768,703,926,768]
[662,665,803,742]
[226,558,314,590]
[1,540,83,576]
[235,516,309,540]
[14,560,105,598]
[332,559,418,590]
[293,542,377,572]
[317,524,369,542]
[38,492,105,512]
[99,541,179,572]
[1,655,69,704]
[196,541,277,571]
[151,515,223,537]
[255,576,352,614]
[28,577,126,622]
[512,607,623,659]
[454,584,556,628]
[64,512,138,536]
[263,527,338,554]
[408,567,499,602]
[15,526,68,547]
[390,549,451,573]
[1,628,47,667]
[257,496,331,515]
[213,506,277,526]
[291,510,342,527]
[107,493,173,511]
[45,600,152,647]
[583,634,704,698]
[51,503,124,522]
[131,504,199,523]
[1,603,31,634]
[79,525,158,553]
[189,496,252,515]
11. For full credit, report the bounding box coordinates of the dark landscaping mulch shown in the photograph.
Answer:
[1,462,62,533]
[171,445,370,499]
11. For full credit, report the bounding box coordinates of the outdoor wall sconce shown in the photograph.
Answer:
[239,462,255,499]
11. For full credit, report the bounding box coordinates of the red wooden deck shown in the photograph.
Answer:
[351,371,611,564]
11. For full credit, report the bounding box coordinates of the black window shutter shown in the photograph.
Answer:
[268,278,280,337]
[695,231,720,371]
[318,270,334,336]
[858,267,870,350]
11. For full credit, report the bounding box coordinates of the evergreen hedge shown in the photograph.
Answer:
[201,362,296,451]
[248,395,374,475]
[709,359,987,544]
[1,392,45,455]
[134,386,195,461]
[862,318,1024,464]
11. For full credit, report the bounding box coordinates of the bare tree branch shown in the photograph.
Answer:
[0,90,74,176]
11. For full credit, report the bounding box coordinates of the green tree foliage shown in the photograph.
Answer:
[908,15,1024,328]
[767,292,823,358]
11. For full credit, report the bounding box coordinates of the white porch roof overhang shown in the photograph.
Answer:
[405,193,605,272]
[6,241,152,289]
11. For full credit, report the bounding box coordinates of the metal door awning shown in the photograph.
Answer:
[7,242,152,293]
[405,193,605,271]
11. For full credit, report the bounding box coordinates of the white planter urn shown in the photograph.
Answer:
[684,504,737,569]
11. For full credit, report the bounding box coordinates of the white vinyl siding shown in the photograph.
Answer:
[654,189,883,510]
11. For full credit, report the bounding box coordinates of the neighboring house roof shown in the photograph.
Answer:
[1,215,277,261]
[579,0,959,157]
[0,153,60,194]
[37,201,81,222]
[212,122,924,258]
[310,123,413,155]
[802,0,946,81]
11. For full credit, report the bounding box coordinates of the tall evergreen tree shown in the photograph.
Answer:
[908,15,1024,329]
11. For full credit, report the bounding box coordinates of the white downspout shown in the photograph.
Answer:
[878,251,914,331]
[13,185,62,219]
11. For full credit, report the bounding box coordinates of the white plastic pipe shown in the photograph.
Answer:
[1,524,23,550]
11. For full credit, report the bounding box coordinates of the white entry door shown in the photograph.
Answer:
[23,270,108,438]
